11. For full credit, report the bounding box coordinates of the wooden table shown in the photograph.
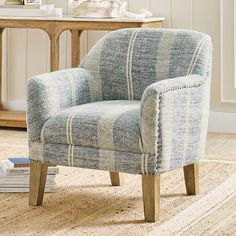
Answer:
[0,16,164,128]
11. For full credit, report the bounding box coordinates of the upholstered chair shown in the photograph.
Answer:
[27,28,212,222]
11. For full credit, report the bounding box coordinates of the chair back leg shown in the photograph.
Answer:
[183,162,199,195]
[29,161,48,206]
[109,172,124,186]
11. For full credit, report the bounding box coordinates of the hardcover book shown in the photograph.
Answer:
[0,159,59,176]
[8,157,30,167]
[0,158,58,193]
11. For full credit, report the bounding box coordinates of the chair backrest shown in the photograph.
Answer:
[80,28,212,101]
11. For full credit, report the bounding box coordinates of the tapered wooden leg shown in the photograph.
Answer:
[29,161,48,206]
[142,175,160,222]
[109,172,124,186]
[183,162,199,195]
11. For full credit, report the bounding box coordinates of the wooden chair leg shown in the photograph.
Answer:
[183,162,199,195]
[109,172,124,186]
[29,161,48,206]
[142,175,160,222]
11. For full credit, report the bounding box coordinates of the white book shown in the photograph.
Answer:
[0,166,56,186]
[0,160,59,176]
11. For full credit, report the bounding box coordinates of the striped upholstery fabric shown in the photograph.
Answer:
[41,101,142,153]
[27,28,212,175]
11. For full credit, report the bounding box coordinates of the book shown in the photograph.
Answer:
[0,159,59,176]
[8,157,30,167]
[0,165,56,183]
[0,158,59,193]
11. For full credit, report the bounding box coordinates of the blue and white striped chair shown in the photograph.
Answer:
[27,28,212,222]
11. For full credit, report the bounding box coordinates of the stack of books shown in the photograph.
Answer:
[0,157,59,192]
[0,4,63,17]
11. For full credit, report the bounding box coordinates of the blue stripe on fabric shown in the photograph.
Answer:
[99,30,134,100]
[168,32,204,79]
[131,30,161,100]
[113,108,141,153]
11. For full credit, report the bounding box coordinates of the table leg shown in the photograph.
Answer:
[50,34,60,72]
[71,30,82,68]
[0,28,4,110]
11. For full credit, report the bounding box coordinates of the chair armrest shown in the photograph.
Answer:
[140,74,211,172]
[27,68,91,142]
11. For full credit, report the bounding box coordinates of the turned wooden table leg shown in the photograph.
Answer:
[29,161,48,206]
[71,29,82,68]
[50,34,60,72]
[142,175,160,222]
[0,28,4,110]
[110,172,124,186]
[184,162,199,195]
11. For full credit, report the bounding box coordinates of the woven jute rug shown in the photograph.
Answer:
[0,130,236,236]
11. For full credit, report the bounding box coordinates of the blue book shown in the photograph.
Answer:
[8,157,30,167]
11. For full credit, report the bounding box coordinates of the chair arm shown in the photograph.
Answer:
[27,68,91,142]
[140,74,211,172]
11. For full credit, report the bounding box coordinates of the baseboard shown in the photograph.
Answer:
[2,101,26,111]
[208,112,236,134]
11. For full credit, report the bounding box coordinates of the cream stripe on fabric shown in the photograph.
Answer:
[66,112,72,145]
[66,107,88,165]
[69,112,77,145]
[145,154,148,174]
[148,171,236,236]
[187,37,210,75]
[129,30,139,100]
[126,30,139,100]
[66,111,77,145]
[141,153,145,174]
[156,31,177,80]
[126,31,135,100]
[66,72,76,106]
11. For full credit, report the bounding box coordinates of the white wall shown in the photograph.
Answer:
[2,0,236,130]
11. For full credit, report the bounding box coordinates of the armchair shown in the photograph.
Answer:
[27,28,212,222]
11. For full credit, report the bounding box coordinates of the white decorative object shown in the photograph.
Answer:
[72,0,152,19]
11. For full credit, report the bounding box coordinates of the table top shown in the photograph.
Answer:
[0,16,165,23]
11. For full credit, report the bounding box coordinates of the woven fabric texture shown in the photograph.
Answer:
[27,28,212,175]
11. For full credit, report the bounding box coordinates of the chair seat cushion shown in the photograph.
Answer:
[41,100,143,153]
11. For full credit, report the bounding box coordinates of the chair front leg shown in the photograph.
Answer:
[142,175,160,222]
[183,162,199,195]
[29,160,48,206]
[109,172,124,186]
